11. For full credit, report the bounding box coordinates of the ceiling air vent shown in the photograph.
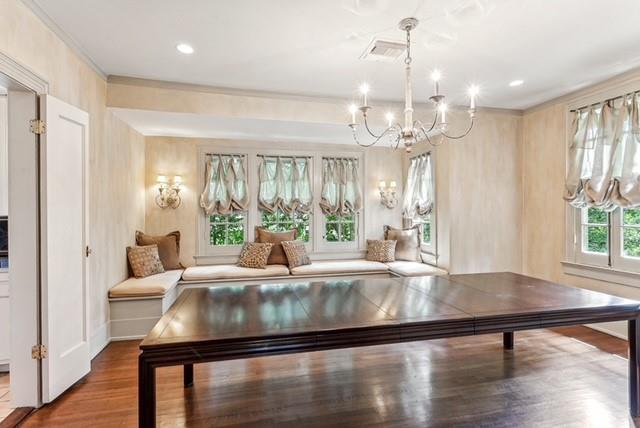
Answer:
[360,39,406,62]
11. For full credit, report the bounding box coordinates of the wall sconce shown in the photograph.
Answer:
[378,180,397,209]
[156,175,182,209]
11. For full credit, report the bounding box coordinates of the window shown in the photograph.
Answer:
[261,210,311,242]
[419,213,432,245]
[572,207,640,271]
[623,209,640,258]
[324,214,357,242]
[581,207,608,254]
[209,213,245,246]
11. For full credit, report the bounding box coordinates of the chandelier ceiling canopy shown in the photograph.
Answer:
[348,17,479,152]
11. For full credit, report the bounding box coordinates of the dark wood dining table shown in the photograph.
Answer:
[138,272,640,427]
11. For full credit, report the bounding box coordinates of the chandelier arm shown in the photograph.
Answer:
[413,120,433,144]
[440,118,476,140]
[351,125,401,148]
[363,114,383,139]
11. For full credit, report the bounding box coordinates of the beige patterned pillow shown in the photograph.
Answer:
[127,245,165,278]
[237,242,274,269]
[281,240,311,268]
[366,239,397,262]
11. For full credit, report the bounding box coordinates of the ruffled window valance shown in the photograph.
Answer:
[564,92,640,210]
[403,153,434,221]
[200,154,250,215]
[258,156,312,214]
[319,157,362,215]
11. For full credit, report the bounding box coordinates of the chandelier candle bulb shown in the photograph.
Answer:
[386,112,394,127]
[431,70,441,96]
[360,83,370,106]
[439,104,447,124]
[379,180,386,190]
[349,104,358,124]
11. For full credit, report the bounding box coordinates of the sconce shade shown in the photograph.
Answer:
[173,175,183,185]
[389,181,397,188]
[157,175,168,184]
[378,180,386,190]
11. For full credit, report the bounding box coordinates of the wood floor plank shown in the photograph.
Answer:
[17,327,638,427]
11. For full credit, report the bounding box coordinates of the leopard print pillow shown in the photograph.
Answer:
[281,240,311,268]
[127,244,165,278]
[237,242,274,269]
[365,239,397,263]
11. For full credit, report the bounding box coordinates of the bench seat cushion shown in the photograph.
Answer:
[385,261,447,277]
[109,269,183,298]
[182,264,290,281]
[289,259,389,276]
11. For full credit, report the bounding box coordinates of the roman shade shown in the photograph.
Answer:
[564,92,640,209]
[258,156,312,214]
[319,157,363,215]
[200,154,250,215]
[402,153,434,221]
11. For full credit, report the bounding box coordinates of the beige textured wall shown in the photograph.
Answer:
[522,72,640,338]
[404,109,523,274]
[144,136,404,266]
[0,0,145,338]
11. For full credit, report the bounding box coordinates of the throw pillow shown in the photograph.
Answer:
[281,240,311,269]
[366,239,397,262]
[135,230,182,270]
[127,245,165,278]
[384,225,421,261]
[237,242,274,269]
[255,227,297,265]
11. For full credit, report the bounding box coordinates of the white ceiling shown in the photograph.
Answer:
[31,0,640,109]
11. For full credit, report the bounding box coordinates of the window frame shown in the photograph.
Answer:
[316,154,365,252]
[563,84,640,281]
[196,145,366,263]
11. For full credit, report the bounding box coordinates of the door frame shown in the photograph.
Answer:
[0,51,49,409]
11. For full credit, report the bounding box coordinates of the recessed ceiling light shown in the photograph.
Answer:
[509,79,524,87]
[176,43,194,55]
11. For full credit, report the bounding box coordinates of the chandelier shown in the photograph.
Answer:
[348,17,479,152]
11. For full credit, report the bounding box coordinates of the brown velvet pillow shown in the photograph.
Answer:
[384,225,421,261]
[255,227,297,265]
[127,245,165,278]
[135,231,182,270]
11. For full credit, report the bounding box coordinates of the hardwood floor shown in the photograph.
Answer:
[19,327,638,427]
[0,373,12,422]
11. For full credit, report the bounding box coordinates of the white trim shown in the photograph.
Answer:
[19,0,107,81]
[0,51,48,94]
[562,261,640,288]
[586,323,628,341]
[89,322,110,359]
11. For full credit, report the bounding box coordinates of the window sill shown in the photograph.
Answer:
[561,261,640,288]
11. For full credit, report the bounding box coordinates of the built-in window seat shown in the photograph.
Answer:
[108,260,447,340]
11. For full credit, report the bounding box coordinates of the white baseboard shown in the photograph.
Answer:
[90,322,111,359]
[586,322,628,340]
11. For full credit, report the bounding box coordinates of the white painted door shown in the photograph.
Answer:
[39,95,90,402]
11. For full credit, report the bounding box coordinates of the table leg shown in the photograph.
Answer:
[184,363,194,388]
[629,319,640,417]
[139,354,156,428]
[503,332,514,350]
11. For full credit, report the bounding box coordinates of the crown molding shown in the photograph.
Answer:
[20,0,107,81]
[524,66,640,114]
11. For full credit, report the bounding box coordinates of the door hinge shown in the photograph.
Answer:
[31,344,48,360]
[29,119,46,135]
[86,246,92,257]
